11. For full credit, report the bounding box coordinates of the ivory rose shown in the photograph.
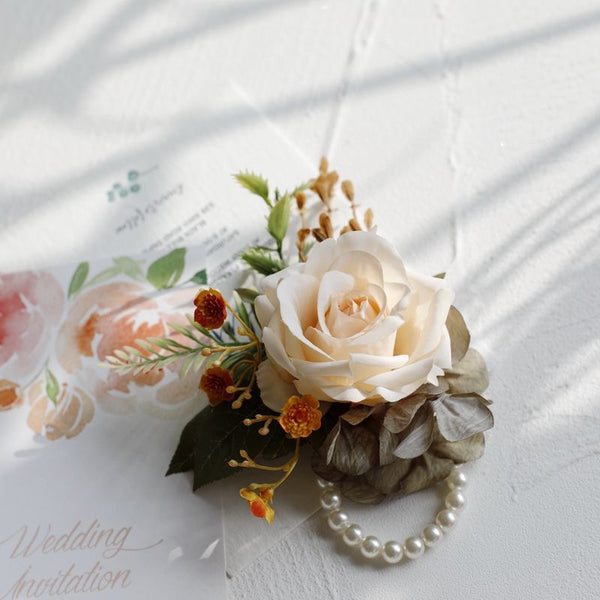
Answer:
[255,231,454,411]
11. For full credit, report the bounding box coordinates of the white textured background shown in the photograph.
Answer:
[1,1,599,599]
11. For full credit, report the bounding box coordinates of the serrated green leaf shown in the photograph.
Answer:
[147,248,186,290]
[234,172,270,204]
[190,269,207,285]
[267,195,291,244]
[241,248,284,276]
[68,262,89,298]
[45,369,60,407]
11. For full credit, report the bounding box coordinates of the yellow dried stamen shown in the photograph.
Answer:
[312,228,327,242]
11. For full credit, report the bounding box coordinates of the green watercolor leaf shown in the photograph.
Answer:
[113,256,145,281]
[147,248,186,290]
[190,269,208,285]
[67,262,89,298]
[267,195,291,244]
[434,272,446,279]
[234,172,270,205]
[45,369,60,407]
[85,266,122,289]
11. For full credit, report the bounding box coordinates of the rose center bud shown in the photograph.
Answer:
[325,290,380,338]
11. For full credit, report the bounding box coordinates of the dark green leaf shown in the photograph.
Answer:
[234,172,270,204]
[189,269,208,285]
[67,262,89,298]
[147,248,186,290]
[383,393,428,433]
[325,420,379,476]
[431,432,485,463]
[434,272,446,279]
[241,248,285,276]
[365,457,412,495]
[167,390,291,489]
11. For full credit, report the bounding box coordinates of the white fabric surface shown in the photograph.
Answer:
[1,1,599,599]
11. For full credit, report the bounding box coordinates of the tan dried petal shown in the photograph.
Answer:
[341,180,354,202]
[348,218,362,231]
[364,208,374,229]
[318,213,334,238]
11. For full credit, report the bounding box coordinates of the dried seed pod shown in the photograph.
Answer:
[295,191,306,210]
[339,225,351,236]
[312,228,328,242]
[364,208,374,230]
[319,213,334,238]
[297,228,311,243]
[319,156,329,175]
[349,218,362,231]
[341,180,354,202]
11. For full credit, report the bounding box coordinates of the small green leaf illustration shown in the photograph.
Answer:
[147,248,186,290]
[234,172,270,205]
[85,265,122,288]
[434,272,446,279]
[113,256,145,281]
[45,369,60,407]
[267,195,291,245]
[68,262,89,298]
[190,269,208,285]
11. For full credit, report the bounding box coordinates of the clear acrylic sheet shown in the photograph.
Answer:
[0,78,321,588]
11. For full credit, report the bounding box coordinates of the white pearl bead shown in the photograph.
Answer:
[403,536,425,559]
[445,489,466,511]
[436,508,457,532]
[382,540,403,564]
[327,510,349,532]
[316,477,334,489]
[447,468,467,490]
[320,489,341,510]
[360,535,382,559]
[422,524,443,547]
[342,524,364,547]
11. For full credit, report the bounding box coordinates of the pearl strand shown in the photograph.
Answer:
[318,466,468,564]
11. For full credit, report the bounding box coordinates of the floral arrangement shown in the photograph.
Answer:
[107,158,494,523]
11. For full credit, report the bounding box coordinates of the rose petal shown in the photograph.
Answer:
[317,270,355,336]
[328,251,384,289]
[256,359,298,412]
[255,295,275,328]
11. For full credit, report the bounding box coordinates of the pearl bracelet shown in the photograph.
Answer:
[317,467,467,563]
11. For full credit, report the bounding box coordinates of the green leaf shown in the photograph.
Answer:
[241,248,285,276]
[166,389,290,489]
[113,256,145,281]
[267,195,291,244]
[67,262,89,298]
[45,369,60,407]
[434,272,446,279]
[85,266,122,289]
[235,287,260,303]
[190,269,207,285]
[147,248,186,290]
[234,172,270,205]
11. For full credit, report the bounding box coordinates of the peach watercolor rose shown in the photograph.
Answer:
[56,282,201,419]
[255,231,454,411]
[26,380,94,441]
[0,271,64,379]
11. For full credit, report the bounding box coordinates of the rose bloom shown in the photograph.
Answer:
[26,380,94,441]
[0,271,64,379]
[255,231,454,411]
